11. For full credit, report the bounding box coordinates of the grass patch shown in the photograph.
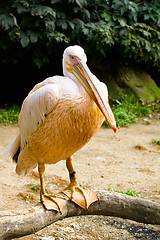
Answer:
[31,183,40,192]
[0,94,153,126]
[152,139,160,146]
[142,118,151,125]
[105,95,151,127]
[0,105,20,124]
[107,185,142,198]
[31,182,53,194]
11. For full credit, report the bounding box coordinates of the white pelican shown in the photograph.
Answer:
[5,45,116,212]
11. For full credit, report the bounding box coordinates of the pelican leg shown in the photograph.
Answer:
[38,163,66,212]
[62,156,98,209]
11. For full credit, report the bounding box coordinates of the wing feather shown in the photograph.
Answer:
[19,83,59,149]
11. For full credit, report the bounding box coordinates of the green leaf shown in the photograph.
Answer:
[112,0,122,10]
[13,3,29,14]
[45,20,55,32]
[68,20,75,29]
[56,19,68,29]
[75,0,86,8]
[30,34,38,43]
[0,14,18,30]
[31,6,56,17]
[101,12,110,22]
[118,18,127,27]
[82,9,90,20]
[51,0,60,4]
[27,30,38,43]
[20,36,30,47]
[144,41,152,52]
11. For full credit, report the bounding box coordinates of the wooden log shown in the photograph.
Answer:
[0,191,160,239]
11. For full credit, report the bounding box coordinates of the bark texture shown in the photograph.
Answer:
[0,191,160,239]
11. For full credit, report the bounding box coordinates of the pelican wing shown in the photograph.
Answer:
[19,80,59,149]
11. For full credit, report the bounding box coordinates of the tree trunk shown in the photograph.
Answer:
[0,191,160,239]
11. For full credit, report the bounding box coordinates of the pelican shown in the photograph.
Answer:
[5,45,116,212]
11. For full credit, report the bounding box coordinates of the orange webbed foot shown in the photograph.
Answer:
[41,194,66,212]
[61,183,98,209]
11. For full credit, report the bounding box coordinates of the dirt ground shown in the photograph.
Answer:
[0,116,160,239]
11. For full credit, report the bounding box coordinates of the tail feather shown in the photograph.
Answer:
[13,146,20,163]
[4,132,20,163]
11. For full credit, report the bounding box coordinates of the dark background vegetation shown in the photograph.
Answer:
[0,0,160,105]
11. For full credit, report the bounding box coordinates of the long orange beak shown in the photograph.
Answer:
[72,59,117,133]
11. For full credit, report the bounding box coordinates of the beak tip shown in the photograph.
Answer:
[113,126,117,133]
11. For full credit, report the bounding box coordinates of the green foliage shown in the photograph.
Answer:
[0,0,159,70]
[152,139,160,146]
[105,95,151,127]
[108,185,142,198]
[0,105,20,124]
[0,95,152,125]
[31,183,40,191]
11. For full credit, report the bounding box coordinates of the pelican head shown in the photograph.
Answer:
[63,45,117,133]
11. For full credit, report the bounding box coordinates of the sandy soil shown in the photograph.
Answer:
[0,117,160,239]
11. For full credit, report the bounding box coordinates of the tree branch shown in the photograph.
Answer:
[0,191,160,239]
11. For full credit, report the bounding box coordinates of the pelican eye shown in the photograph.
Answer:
[70,55,81,65]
